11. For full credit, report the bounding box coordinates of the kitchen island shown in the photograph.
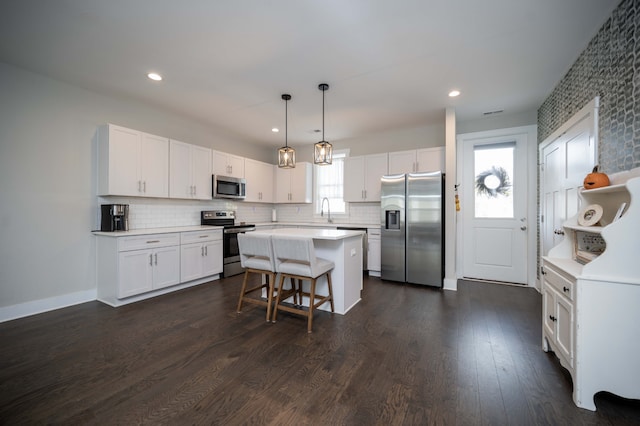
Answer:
[253,228,364,314]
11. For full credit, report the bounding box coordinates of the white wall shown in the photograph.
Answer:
[294,122,445,159]
[0,62,271,312]
[456,110,537,135]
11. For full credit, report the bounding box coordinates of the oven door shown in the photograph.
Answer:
[223,226,255,277]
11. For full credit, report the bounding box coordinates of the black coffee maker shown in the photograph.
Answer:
[100,204,129,232]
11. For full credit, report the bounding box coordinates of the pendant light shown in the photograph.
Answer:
[314,83,332,165]
[278,94,295,168]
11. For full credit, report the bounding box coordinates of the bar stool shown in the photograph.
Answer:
[271,236,335,333]
[236,233,278,322]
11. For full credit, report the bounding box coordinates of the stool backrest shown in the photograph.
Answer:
[238,233,275,271]
[271,236,319,275]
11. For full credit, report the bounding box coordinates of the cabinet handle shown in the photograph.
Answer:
[549,315,557,322]
[199,235,209,238]
[364,189,367,199]
[143,181,147,193]
[149,254,153,266]
[201,247,204,256]
[554,229,565,235]
[138,180,142,192]
[541,268,546,275]
[563,286,570,293]
[205,246,208,256]
[154,253,158,265]
[146,240,160,244]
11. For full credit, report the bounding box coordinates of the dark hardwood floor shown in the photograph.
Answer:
[1,276,639,425]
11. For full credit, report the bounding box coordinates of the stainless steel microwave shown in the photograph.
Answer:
[213,175,246,199]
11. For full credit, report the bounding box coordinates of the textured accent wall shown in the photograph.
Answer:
[538,0,639,173]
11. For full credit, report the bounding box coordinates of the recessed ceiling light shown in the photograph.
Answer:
[272,127,279,133]
[448,90,460,97]
[147,72,162,81]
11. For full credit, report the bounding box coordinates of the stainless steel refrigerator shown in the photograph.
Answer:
[381,171,444,287]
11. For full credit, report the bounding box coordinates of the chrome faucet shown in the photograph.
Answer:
[321,197,332,223]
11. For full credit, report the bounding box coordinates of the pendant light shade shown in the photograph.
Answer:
[278,94,295,168]
[314,83,332,165]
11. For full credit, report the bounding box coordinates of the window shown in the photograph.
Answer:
[314,149,348,216]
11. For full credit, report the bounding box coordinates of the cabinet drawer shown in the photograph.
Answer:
[118,233,180,252]
[544,265,574,301]
[180,230,222,244]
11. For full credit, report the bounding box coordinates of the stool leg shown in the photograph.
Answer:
[272,273,286,323]
[265,272,275,322]
[237,270,250,313]
[308,278,316,333]
[326,271,335,313]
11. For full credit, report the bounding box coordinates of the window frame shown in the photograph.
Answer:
[313,149,350,220]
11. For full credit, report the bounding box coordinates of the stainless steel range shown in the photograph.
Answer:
[201,210,255,277]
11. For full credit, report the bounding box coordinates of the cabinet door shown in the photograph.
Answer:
[141,133,169,197]
[203,240,223,276]
[344,156,365,202]
[245,159,274,203]
[555,294,574,363]
[542,287,557,340]
[274,167,291,202]
[289,163,312,203]
[118,249,153,298]
[388,150,416,174]
[169,140,193,199]
[227,154,245,178]
[108,125,141,196]
[367,235,381,272]
[214,151,244,178]
[364,153,388,201]
[191,145,212,200]
[152,246,180,289]
[181,243,204,282]
[416,147,444,172]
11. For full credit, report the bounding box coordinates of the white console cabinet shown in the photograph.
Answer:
[542,172,640,411]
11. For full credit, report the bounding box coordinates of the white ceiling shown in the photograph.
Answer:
[0,0,619,148]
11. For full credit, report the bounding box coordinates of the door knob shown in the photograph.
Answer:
[520,225,527,231]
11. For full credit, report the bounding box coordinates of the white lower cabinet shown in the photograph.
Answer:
[367,228,381,275]
[118,245,180,298]
[542,265,574,367]
[180,230,223,282]
[96,228,223,307]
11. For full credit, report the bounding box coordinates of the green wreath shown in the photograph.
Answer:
[475,166,511,198]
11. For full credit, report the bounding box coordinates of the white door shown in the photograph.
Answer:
[462,132,529,284]
[540,107,596,256]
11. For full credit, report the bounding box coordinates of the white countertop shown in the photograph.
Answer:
[255,221,379,229]
[92,225,223,237]
[254,227,364,240]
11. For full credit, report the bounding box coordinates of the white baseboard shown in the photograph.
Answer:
[0,289,98,323]
[443,277,458,291]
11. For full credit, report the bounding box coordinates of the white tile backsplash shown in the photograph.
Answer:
[97,197,379,229]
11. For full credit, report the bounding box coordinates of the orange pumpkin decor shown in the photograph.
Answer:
[583,165,610,189]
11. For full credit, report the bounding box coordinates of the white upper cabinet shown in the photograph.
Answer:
[388,147,444,174]
[98,124,169,198]
[213,151,245,178]
[245,158,274,203]
[344,153,388,202]
[169,140,212,200]
[275,162,312,203]
[416,147,445,172]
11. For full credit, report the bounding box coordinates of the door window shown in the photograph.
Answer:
[474,142,515,218]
